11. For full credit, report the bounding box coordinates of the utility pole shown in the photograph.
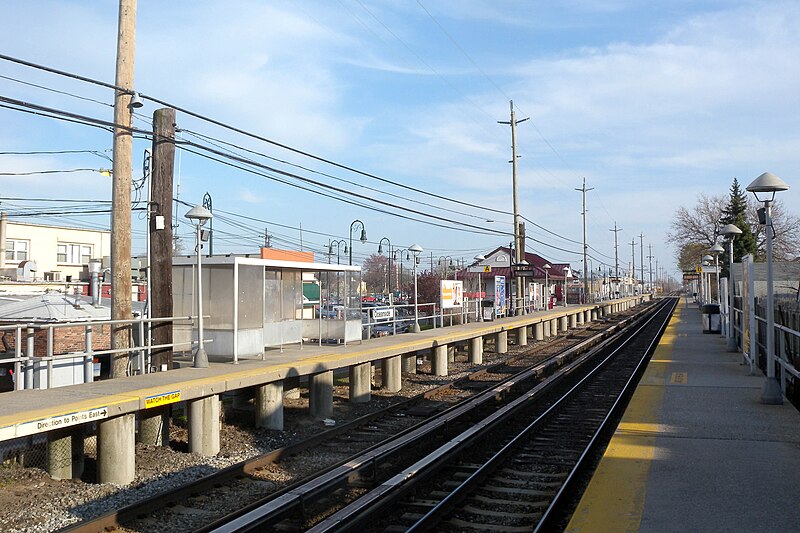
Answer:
[264,227,271,248]
[575,178,594,303]
[630,238,636,296]
[499,100,529,315]
[639,233,645,293]
[150,107,175,372]
[110,0,138,378]
[648,243,654,294]
[610,222,622,298]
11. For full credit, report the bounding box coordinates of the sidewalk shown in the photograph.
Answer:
[567,298,800,532]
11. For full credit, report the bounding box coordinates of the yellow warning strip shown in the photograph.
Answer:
[566,306,681,532]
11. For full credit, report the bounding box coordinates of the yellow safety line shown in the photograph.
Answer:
[566,306,680,532]
[0,395,137,428]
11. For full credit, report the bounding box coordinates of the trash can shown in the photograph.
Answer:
[481,299,494,321]
[701,304,721,334]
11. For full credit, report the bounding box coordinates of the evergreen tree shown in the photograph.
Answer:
[719,178,757,276]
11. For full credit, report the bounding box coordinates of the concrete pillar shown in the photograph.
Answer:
[47,426,84,480]
[433,344,449,376]
[577,312,584,326]
[448,345,456,363]
[138,406,169,447]
[402,353,417,374]
[517,326,528,347]
[232,387,254,409]
[98,413,135,484]
[382,356,402,392]
[309,370,334,419]
[584,309,592,323]
[551,318,559,336]
[570,313,578,328]
[350,362,372,402]
[284,376,301,399]
[496,330,508,354]
[255,381,284,430]
[188,395,220,456]
[543,320,551,338]
[559,316,568,333]
[469,336,483,364]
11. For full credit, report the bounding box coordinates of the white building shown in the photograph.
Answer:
[0,214,111,282]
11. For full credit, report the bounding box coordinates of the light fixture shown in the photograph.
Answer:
[128,92,144,109]
[719,223,742,351]
[185,205,213,368]
[409,244,423,332]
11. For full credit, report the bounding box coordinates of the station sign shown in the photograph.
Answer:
[370,308,395,320]
[0,406,110,441]
[468,265,491,273]
[145,390,182,409]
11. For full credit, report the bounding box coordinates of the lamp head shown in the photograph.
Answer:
[710,244,724,254]
[128,92,144,109]
[747,172,789,202]
[543,263,551,270]
[378,243,384,254]
[474,254,486,262]
[409,243,423,254]
[719,223,742,237]
[359,228,367,244]
[702,254,713,262]
[185,205,213,225]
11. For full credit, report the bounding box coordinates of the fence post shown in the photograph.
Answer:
[138,318,146,375]
[14,325,22,391]
[25,326,34,388]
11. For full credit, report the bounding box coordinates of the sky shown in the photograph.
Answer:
[0,0,798,281]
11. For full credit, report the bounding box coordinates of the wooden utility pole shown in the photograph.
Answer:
[630,238,636,295]
[150,108,176,371]
[498,100,529,315]
[110,0,137,378]
[648,243,654,293]
[639,233,645,292]
[575,178,594,302]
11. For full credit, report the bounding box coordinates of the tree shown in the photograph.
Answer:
[719,178,757,276]
[361,253,388,293]
[416,272,441,308]
[676,242,709,272]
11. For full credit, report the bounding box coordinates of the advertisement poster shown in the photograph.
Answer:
[495,276,506,317]
[440,280,464,308]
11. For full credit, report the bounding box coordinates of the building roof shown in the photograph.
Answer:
[0,294,144,323]
[469,246,573,281]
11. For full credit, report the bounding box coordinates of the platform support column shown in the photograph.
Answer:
[47,426,84,480]
[349,362,371,402]
[138,405,169,447]
[469,336,483,364]
[559,316,568,332]
[309,370,334,419]
[551,318,559,336]
[402,353,417,374]
[543,321,551,338]
[496,330,508,354]
[188,395,220,456]
[447,345,456,363]
[584,309,592,323]
[284,376,301,399]
[382,356,402,392]
[577,312,584,326]
[433,344,448,376]
[255,381,284,430]
[570,314,578,328]
[98,413,135,484]
[517,326,528,346]
[533,322,543,341]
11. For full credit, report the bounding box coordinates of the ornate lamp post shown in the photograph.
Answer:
[719,223,742,350]
[747,171,789,405]
[701,255,713,305]
[437,255,453,279]
[185,205,212,368]
[409,244,423,332]
[474,254,485,321]
[328,239,347,265]
[543,263,551,309]
[709,244,724,304]
[349,220,367,266]
[378,237,392,297]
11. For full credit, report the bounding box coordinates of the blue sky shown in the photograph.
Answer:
[0,1,798,279]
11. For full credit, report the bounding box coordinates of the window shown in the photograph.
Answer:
[57,243,93,265]
[5,239,29,261]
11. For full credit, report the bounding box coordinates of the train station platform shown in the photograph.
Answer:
[568,297,800,532]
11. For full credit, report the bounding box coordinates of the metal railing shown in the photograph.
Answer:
[0,315,197,391]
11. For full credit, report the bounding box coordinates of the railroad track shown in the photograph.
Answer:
[63,304,648,533]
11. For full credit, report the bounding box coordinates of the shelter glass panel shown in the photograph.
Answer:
[264,270,280,323]
[205,265,233,328]
[238,264,263,329]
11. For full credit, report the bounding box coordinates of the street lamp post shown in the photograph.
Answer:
[349,220,367,266]
[438,256,453,279]
[747,171,790,405]
[702,255,713,305]
[710,244,724,304]
[720,223,742,351]
[474,254,485,321]
[409,244,423,332]
[328,239,347,265]
[543,263,551,309]
[185,205,213,368]
[378,237,392,298]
